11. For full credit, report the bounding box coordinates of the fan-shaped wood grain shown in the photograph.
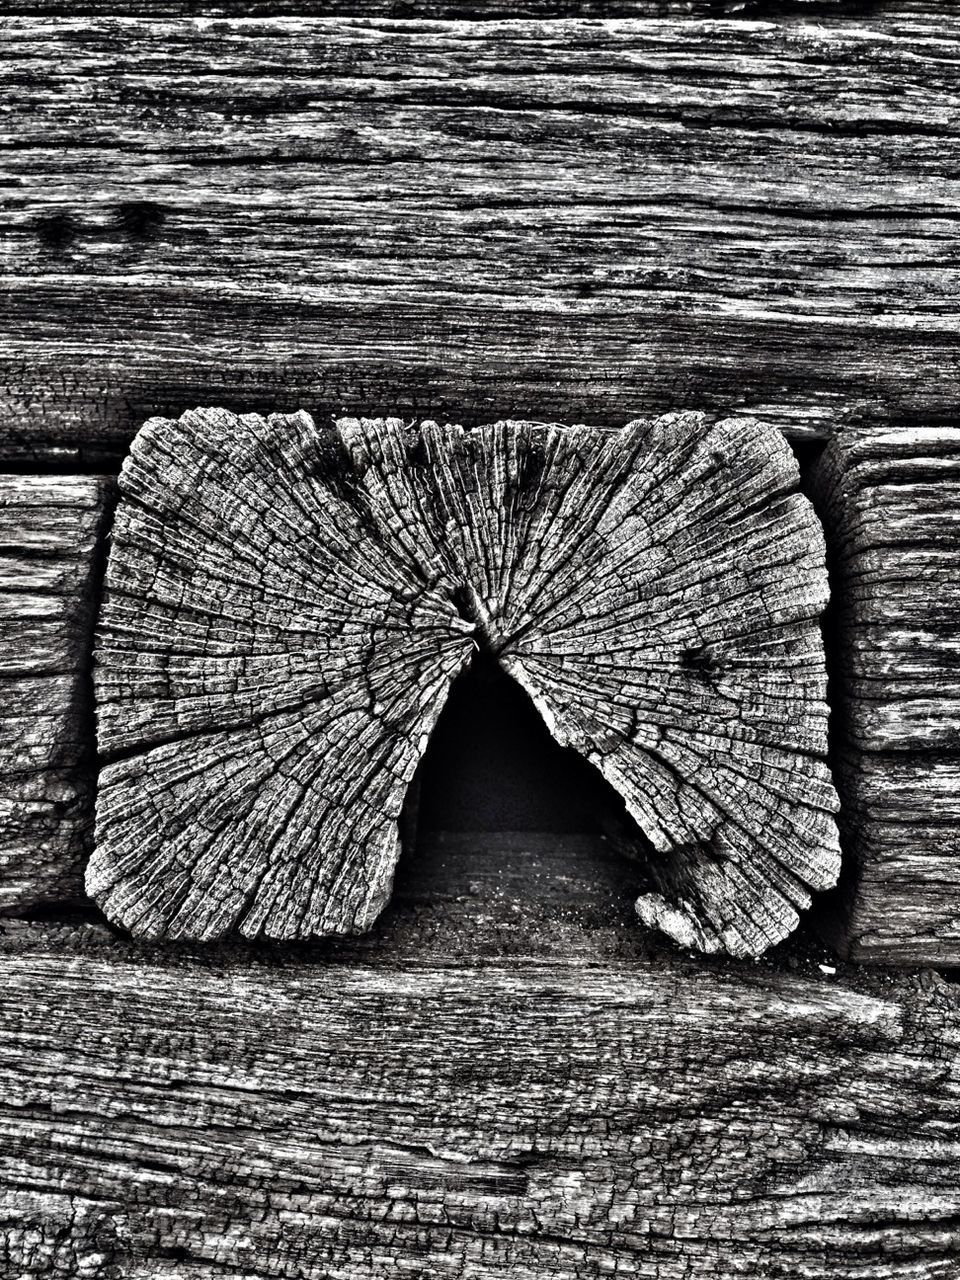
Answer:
[88,409,839,953]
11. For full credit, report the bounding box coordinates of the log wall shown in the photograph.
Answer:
[3,4,960,1276]
[3,834,960,1280]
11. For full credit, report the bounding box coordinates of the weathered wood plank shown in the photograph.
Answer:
[810,426,960,965]
[0,476,112,913]
[812,426,960,753]
[834,753,960,966]
[0,857,958,1280]
[2,12,959,460]
[88,408,838,955]
[2,1,912,16]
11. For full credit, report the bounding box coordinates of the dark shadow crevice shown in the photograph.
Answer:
[406,649,670,902]
[415,651,613,835]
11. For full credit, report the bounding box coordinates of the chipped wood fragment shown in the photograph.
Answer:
[89,408,839,954]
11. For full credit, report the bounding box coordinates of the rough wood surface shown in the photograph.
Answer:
[834,753,960,967]
[810,426,960,965]
[3,11,960,461]
[0,476,111,913]
[1,837,958,1280]
[3,2,908,16]
[89,408,838,954]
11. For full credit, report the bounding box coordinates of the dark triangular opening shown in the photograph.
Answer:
[415,651,630,836]
[383,651,660,953]
[407,655,732,914]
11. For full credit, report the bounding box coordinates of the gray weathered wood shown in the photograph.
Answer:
[88,408,838,954]
[2,1,901,15]
[1,845,958,1280]
[834,752,960,966]
[2,11,960,461]
[0,476,111,913]
[810,425,960,965]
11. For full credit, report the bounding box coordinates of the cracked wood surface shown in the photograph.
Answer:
[0,476,111,913]
[811,426,960,965]
[1,831,959,1280]
[4,1,920,15]
[89,408,838,955]
[2,8,960,462]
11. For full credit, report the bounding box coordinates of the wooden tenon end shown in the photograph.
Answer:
[86,409,839,955]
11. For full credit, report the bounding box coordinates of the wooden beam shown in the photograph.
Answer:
[1,848,958,1280]
[811,426,960,965]
[1,1,901,16]
[0,476,112,912]
[2,10,958,461]
[88,408,838,954]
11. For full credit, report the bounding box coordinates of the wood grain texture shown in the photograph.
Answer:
[2,10,960,461]
[834,753,960,966]
[1,838,958,1280]
[813,426,960,754]
[2,2,900,16]
[811,426,960,965]
[0,476,111,913]
[89,407,838,954]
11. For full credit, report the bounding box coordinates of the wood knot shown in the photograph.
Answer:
[35,211,79,252]
[114,201,166,242]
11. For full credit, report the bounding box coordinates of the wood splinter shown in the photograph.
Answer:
[87,409,840,955]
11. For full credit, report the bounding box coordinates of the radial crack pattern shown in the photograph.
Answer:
[87,409,840,954]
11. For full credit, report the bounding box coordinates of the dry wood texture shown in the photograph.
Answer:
[1,844,959,1280]
[3,2,898,15]
[1,9,958,1279]
[0,476,111,913]
[811,426,960,965]
[2,9,959,461]
[89,408,838,954]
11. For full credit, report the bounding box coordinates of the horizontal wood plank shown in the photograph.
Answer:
[2,1,910,16]
[811,427,960,965]
[2,11,959,460]
[1,855,958,1280]
[0,476,112,913]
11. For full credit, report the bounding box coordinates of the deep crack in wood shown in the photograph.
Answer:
[88,408,840,954]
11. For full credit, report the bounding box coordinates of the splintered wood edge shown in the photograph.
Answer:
[87,409,839,954]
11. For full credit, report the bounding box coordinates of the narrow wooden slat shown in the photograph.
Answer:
[2,11,959,460]
[0,476,112,912]
[811,426,960,964]
[813,426,960,753]
[0,872,957,1280]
